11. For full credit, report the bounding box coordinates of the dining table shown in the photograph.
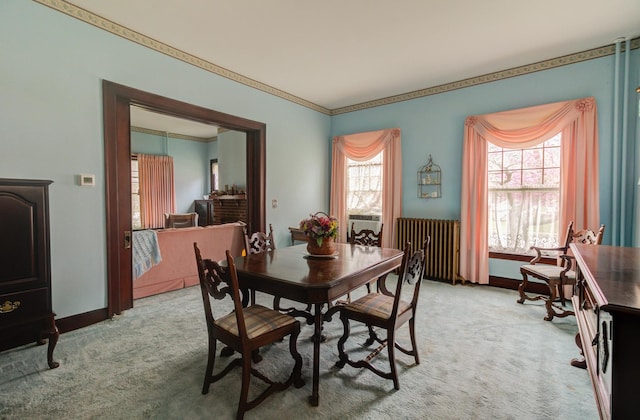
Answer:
[229,242,404,406]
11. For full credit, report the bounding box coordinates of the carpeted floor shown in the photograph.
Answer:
[0,278,598,419]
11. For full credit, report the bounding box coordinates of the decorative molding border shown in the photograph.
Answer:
[131,126,216,142]
[331,38,640,115]
[35,0,638,116]
[34,0,330,115]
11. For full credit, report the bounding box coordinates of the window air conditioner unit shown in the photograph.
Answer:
[347,214,382,234]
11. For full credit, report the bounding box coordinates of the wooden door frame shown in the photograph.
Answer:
[102,80,265,316]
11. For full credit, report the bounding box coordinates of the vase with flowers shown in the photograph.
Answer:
[299,212,339,255]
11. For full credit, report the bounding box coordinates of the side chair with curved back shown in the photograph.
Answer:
[242,224,309,313]
[518,222,605,321]
[193,243,304,420]
[335,238,428,390]
[340,222,384,302]
[242,224,276,305]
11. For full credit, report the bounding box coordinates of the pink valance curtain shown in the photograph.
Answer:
[138,154,176,229]
[461,97,599,284]
[330,128,402,247]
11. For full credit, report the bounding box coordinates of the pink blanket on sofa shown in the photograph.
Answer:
[133,223,245,299]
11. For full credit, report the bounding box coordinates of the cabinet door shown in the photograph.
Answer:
[0,185,49,294]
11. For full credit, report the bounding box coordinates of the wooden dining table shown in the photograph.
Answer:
[230,242,404,406]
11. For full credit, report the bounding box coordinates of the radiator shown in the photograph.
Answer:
[395,217,464,285]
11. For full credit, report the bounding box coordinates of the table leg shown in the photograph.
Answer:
[309,302,322,406]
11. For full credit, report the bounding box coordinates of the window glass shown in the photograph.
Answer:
[346,152,383,216]
[488,133,561,254]
[131,158,142,230]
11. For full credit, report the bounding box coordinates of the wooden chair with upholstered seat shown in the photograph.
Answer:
[517,222,605,321]
[349,222,384,247]
[340,222,385,302]
[335,238,428,390]
[242,224,275,306]
[193,243,304,420]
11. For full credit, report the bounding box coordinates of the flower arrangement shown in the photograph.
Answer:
[299,212,339,246]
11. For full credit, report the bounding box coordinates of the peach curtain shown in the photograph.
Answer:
[461,97,599,284]
[330,128,402,247]
[139,154,176,229]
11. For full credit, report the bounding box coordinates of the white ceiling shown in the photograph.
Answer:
[66,0,640,136]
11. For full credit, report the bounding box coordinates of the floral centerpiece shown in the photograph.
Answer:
[299,212,339,255]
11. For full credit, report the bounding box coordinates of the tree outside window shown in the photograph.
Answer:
[488,134,561,254]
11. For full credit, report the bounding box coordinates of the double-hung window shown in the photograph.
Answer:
[487,134,561,254]
[346,152,383,217]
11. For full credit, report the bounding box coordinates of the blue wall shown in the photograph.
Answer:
[0,1,637,318]
[332,51,639,280]
[0,1,330,318]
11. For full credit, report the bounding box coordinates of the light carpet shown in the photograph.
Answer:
[0,278,598,419]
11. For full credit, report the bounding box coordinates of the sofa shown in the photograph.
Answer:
[133,222,245,299]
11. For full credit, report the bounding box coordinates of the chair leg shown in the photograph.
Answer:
[516,272,529,304]
[387,329,400,390]
[364,325,376,346]
[408,317,420,365]
[288,324,305,388]
[544,283,557,322]
[335,315,350,368]
[237,353,252,420]
[202,338,217,394]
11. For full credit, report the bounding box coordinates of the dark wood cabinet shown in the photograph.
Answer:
[571,244,640,420]
[0,178,58,368]
[194,199,214,226]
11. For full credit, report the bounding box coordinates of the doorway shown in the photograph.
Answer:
[102,80,265,317]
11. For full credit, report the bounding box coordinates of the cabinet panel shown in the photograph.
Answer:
[0,178,59,368]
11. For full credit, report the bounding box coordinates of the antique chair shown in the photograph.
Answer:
[335,239,428,390]
[242,224,275,305]
[349,222,384,247]
[193,243,304,420]
[164,212,198,228]
[343,222,385,300]
[517,222,605,321]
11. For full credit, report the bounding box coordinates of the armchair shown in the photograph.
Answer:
[517,222,605,321]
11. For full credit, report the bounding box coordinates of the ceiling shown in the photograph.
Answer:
[63,0,640,135]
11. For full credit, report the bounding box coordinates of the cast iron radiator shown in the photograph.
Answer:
[395,217,464,284]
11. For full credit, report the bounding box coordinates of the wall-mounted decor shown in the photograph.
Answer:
[417,155,441,199]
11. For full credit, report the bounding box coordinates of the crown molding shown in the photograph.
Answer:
[35,0,639,117]
[34,0,331,115]
[331,38,640,115]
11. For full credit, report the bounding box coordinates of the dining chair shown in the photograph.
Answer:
[517,222,605,321]
[193,243,304,420]
[242,224,275,305]
[243,224,311,314]
[349,222,384,247]
[335,239,428,390]
[339,222,385,303]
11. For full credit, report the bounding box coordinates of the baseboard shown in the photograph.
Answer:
[489,275,550,295]
[55,308,109,334]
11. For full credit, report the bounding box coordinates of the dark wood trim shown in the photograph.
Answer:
[56,308,109,334]
[489,275,550,295]
[489,251,556,266]
[102,80,266,317]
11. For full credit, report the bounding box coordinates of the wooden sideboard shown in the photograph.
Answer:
[571,244,640,420]
[0,178,59,368]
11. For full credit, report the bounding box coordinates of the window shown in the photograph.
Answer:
[210,159,219,192]
[131,157,142,230]
[346,152,383,216]
[488,134,561,254]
